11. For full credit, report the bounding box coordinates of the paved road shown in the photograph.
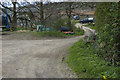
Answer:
[2,23,94,78]
[75,23,96,36]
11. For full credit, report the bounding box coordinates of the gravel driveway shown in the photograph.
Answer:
[2,23,94,78]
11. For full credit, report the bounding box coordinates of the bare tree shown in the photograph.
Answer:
[0,1,21,30]
[0,1,36,30]
[23,1,60,29]
[0,2,16,30]
[66,2,73,30]
[12,1,17,30]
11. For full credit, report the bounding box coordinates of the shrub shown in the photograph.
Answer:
[95,2,120,66]
[54,18,68,30]
[54,18,75,30]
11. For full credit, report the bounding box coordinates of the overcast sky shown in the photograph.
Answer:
[1,0,63,3]
[0,0,119,3]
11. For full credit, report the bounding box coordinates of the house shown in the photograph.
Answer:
[59,10,95,20]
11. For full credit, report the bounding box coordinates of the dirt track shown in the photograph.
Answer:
[2,23,94,78]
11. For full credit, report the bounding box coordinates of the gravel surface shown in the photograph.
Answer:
[1,23,94,78]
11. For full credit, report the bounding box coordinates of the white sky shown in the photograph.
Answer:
[0,0,119,3]
[0,0,63,3]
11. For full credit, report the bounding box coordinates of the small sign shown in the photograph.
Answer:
[37,25,54,32]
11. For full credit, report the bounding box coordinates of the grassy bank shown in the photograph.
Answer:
[83,24,96,30]
[31,30,84,38]
[66,40,119,78]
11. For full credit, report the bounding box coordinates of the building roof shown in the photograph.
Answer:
[60,10,95,15]
[83,11,95,15]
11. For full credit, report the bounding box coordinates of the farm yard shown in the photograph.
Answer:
[0,1,120,79]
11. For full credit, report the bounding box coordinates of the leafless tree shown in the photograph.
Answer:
[0,2,17,30]
[23,1,62,29]
[0,1,96,31]
[0,1,26,30]
[0,0,34,30]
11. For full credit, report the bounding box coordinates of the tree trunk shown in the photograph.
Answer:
[68,16,72,30]
[67,3,72,30]
[40,1,44,25]
[25,19,27,30]
[12,2,17,31]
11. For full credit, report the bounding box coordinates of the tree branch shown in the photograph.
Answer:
[0,8,12,22]
[0,2,13,11]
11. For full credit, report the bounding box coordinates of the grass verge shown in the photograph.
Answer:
[83,23,96,30]
[66,40,119,78]
[31,30,84,38]
[32,31,66,38]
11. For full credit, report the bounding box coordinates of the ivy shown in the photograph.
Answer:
[95,2,120,66]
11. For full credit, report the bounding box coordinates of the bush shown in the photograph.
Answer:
[54,18,68,30]
[95,2,120,66]
[54,18,76,30]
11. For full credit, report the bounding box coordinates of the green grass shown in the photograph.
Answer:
[32,31,66,38]
[74,31,84,36]
[3,28,9,31]
[72,20,80,25]
[83,23,97,30]
[15,27,27,31]
[31,30,84,38]
[66,40,119,78]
